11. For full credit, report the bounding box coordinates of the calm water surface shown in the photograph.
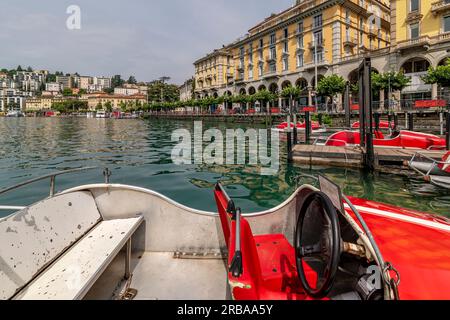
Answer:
[0,117,449,218]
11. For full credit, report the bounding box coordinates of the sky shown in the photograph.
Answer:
[0,0,294,84]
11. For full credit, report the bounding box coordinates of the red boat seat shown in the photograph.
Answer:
[214,187,320,300]
[438,152,450,173]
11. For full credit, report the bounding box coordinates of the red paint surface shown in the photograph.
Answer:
[325,130,446,150]
[351,121,391,129]
[214,188,450,300]
[415,100,447,108]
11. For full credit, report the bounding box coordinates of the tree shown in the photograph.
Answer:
[147,81,180,103]
[372,71,411,92]
[62,88,74,96]
[254,89,277,113]
[422,59,450,91]
[17,65,23,72]
[281,85,301,114]
[104,101,113,112]
[95,102,103,111]
[317,75,346,112]
[127,76,137,84]
[27,66,33,72]
[112,75,125,88]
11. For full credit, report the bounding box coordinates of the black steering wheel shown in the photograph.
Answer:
[295,191,341,298]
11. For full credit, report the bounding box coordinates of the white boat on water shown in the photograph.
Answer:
[1,168,450,300]
[96,111,108,118]
[6,110,25,118]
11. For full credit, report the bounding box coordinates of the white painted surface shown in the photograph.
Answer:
[0,191,101,300]
[15,216,143,300]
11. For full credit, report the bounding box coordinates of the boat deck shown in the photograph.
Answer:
[292,145,447,169]
[84,251,228,300]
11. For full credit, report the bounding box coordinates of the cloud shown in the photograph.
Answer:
[0,0,293,83]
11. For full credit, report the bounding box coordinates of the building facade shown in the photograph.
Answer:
[193,48,234,99]
[390,0,450,102]
[179,78,194,102]
[193,0,392,109]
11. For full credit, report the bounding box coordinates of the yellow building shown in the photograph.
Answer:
[25,96,55,111]
[85,94,147,110]
[193,48,234,99]
[392,0,450,100]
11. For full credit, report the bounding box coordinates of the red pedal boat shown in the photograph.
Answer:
[323,130,446,150]
[214,178,450,300]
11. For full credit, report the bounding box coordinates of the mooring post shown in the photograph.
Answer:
[440,112,444,136]
[446,112,450,151]
[374,113,380,131]
[404,112,408,129]
[287,115,293,162]
[408,112,414,131]
[394,113,399,131]
[293,114,298,145]
[305,111,311,145]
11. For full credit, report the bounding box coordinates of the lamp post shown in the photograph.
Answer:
[158,76,171,103]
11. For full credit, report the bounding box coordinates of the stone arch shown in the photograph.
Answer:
[248,86,256,95]
[281,80,292,89]
[239,88,247,95]
[268,83,279,94]
[258,84,267,91]
[399,57,432,73]
[213,92,219,98]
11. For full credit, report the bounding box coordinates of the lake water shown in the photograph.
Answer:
[0,117,449,218]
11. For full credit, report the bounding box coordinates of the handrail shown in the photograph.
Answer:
[0,167,99,198]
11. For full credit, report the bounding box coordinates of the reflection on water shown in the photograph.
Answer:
[0,117,449,217]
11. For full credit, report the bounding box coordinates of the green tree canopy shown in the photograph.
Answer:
[281,85,301,99]
[372,71,411,91]
[317,74,346,97]
[422,59,450,88]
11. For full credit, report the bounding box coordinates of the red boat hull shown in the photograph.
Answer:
[325,130,446,150]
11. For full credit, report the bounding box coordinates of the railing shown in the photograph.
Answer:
[397,36,431,49]
[0,167,105,211]
[431,0,450,13]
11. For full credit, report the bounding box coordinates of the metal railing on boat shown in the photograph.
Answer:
[0,167,103,211]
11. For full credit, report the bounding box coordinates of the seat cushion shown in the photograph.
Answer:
[0,191,102,299]
[15,216,143,300]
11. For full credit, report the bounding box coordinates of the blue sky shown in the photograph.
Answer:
[0,0,293,84]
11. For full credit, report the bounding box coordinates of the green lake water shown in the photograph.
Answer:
[0,117,449,218]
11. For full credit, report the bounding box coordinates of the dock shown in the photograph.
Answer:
[292,145,447,169]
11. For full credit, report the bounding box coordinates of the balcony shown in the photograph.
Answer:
[262,71,280,80]
[303,60,330,71]
[308,40,325,50]
[397,36,431,51]
[432,0,450,15]
[343,37,358,48]
[265,55,277,63]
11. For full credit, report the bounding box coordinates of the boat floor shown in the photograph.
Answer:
[84,251,229,300]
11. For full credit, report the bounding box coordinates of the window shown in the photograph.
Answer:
[410,23,419,39]
[297,35,304,48]
[313,14,323,28]
[282,57,289,71]
[284,28,289,39]
[269,62,276,73]
[259,38,264,48]
[297,52,304,68]
[249,67,253,79]
[345,10,350,24]
[410,0,419,12]
[249,44,253,63]
[314,31,323,46]
[258,64,263,77]
[298,22,304,33]
[283,41,288,53]
[270,47,276,60]
[270,33,276,45]
[445,16,450,33]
